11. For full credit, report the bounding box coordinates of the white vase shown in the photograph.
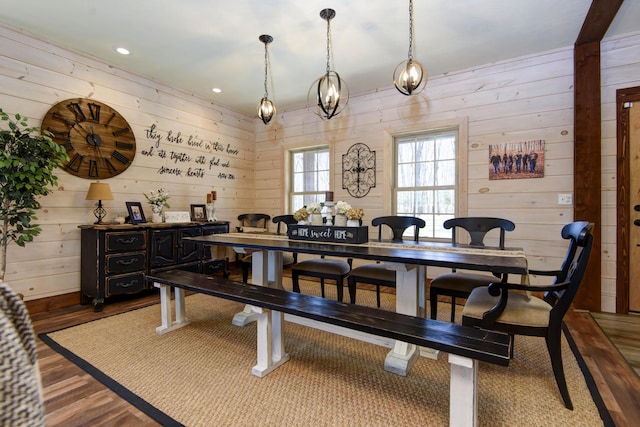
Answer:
[347,219,360,227]
[297,220,308,225]
[310,213,323,226]
[334,214,347,226]
[151,210,163,223]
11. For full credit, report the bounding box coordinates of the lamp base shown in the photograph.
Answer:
[93,201,107,224]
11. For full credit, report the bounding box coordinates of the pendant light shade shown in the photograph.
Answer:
[394,0,427,96]
[257,34,276,124]
[307,8,349,120]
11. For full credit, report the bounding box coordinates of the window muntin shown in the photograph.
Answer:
[290,146,330,211]
[395,131,457,239]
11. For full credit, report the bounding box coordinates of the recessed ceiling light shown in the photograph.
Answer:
[114,46,131,55]
[212,88,222,93]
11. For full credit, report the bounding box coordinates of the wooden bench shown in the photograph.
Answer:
[148,269,510,427]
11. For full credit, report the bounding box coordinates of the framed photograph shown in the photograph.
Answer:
[126,201,147,224]
[489,140,545,180]
[190,204,207,221]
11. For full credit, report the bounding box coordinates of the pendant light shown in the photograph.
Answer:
[393,0,427,95]
[307,8,349,120]
[257,34,275,125]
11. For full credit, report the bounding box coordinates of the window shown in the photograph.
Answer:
[394,129,458,239]
[290,146,330,211]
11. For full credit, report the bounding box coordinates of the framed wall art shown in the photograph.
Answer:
[342,143,376,198]
[489,140,545,180]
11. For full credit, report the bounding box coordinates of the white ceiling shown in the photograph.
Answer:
[1,1,639,116]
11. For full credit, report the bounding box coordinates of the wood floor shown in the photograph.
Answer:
[31,281,640,427]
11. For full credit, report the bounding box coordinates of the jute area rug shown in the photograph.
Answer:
[41,278,611,427]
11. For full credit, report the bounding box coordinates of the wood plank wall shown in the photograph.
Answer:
[1,23,639,312]
[0,26,256,300]
[256,32,640,312]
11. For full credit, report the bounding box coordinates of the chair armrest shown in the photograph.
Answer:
[479,280,570,328]
[528,268,561,277]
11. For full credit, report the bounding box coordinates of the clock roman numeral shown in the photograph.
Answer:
[88,103,101,122]
[116,141,134,150]
[61,142,74,153]
[112,127,130,137]
[66,102,86,122]
[67,153,84,172]
[89,160,99,177]
[111,150,130,165]
[104,112,116,126]
[52,112,74,127]
[104,158,117,175]
[46,127,69,138]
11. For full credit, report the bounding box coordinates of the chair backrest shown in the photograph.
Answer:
[372,216,426,242]
[272,215,296,235]
[238,213,271,230]
[546,221,594,323]
[444,217,515,249]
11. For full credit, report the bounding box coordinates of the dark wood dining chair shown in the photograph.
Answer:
[461,221,594,410]
[347,216,425,307]
[241,215,297,282]
[429,217,515,322]
[291,220,354,301]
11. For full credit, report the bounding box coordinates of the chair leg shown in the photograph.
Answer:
[430,291,438,320]
[376,285,381,307]
[292,272,301,293]
[336,278,343,302]
[320,279,325,298]
[242,263,250,283]
[450,297,456,323]
[546,327,573,410]
[347,277,357,304]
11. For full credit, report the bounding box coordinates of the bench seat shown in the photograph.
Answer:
[148,269,510,366]
[148,269,510,427]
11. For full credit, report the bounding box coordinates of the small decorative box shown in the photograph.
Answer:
[287,225,368,244]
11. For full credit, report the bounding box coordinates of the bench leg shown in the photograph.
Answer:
[251,306,290,377]
[448,354,478,427]
[154,283,191,334]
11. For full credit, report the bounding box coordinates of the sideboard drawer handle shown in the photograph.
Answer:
[116,258,137,266]
[117,237,138,245]
[118,280,138,288]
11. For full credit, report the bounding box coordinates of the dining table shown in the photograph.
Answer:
[186,232,528,376]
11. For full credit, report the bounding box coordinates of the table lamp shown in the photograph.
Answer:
[86,182,114,224]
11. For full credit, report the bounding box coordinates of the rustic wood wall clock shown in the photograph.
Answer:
[42,98,136,179]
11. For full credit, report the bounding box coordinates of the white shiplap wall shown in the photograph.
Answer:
[255,31,640,313]
[2,22,639,311]
[0,25,256,299]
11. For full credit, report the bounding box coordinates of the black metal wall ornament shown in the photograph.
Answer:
[342,143,376,198]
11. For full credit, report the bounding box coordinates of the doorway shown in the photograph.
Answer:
[616,86,640,313]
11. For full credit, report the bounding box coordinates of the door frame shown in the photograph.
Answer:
[616,86,640,314]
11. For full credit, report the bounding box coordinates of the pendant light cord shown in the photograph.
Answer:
[408,0,414,61]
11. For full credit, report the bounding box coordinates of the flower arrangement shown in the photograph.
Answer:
[335,201,352,215]
[293,208,309,222]
[346,207,364,220]
[306,202,322,214]
[144,188,171,213]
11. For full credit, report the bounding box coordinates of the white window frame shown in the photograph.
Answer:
[384,118,468,241]
[289,146,331,212]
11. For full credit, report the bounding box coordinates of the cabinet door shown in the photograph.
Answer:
[179,227,203,263]
[149,229,178,268]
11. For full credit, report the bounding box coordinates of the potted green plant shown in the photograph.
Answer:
[0,108,69,282]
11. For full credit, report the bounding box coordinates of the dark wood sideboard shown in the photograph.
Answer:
[79,221,229,311]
